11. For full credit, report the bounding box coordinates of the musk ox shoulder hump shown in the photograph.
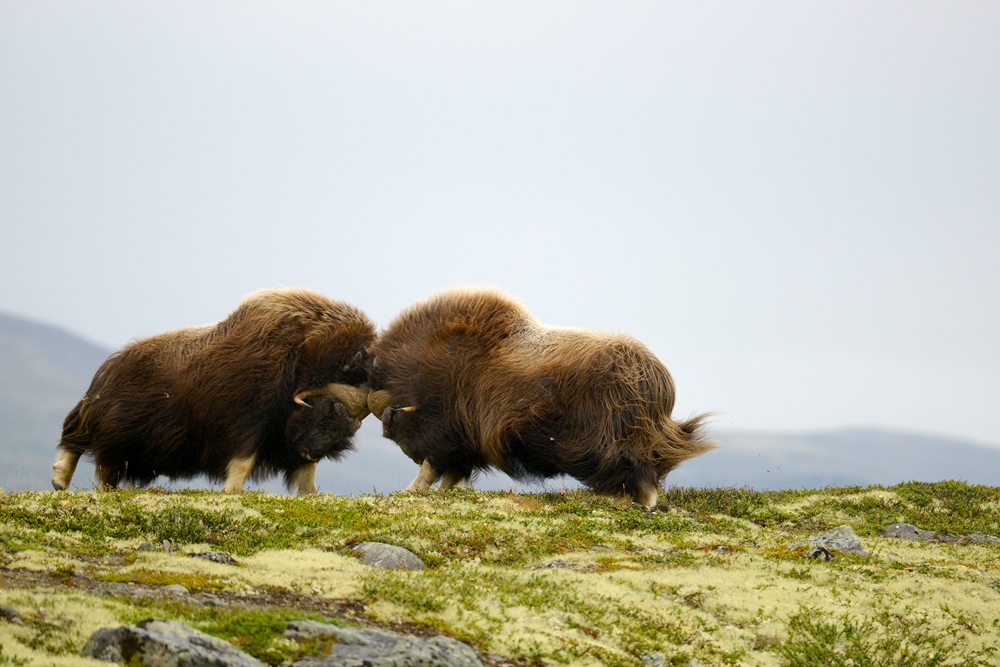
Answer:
[235,287,372,330]
[394,287,538,340]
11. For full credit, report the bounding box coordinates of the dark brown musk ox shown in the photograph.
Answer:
[365,288,715,508]
[51,288,375,495]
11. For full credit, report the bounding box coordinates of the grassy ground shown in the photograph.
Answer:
[0,481,998,666]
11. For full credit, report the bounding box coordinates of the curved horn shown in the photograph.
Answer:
[293,383,371,420]
[367,389,394,420]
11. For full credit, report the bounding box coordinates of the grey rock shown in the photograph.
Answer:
[882,523,935,541]
[0,604,23,624]
[284,621,483,666]
[83,627,127,662]
[791,524,868,557]
[961,532,1000,545]
[162,539,173,553]
[346,542,425,571]
[82,618,265,666]
[162,584,188,595]
[639,650,668,666]
[189,551,238,565]
[139,542,157,551]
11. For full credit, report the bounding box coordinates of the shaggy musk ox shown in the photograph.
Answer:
[366,288,715,507]
[51,288,375,495]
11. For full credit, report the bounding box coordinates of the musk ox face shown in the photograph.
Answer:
[366,288,715,507]
[51,288,376,496]
[285,393,364,463]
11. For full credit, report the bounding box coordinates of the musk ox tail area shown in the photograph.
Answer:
[52,397,92,490]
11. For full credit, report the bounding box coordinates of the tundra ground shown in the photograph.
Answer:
[1,482,998,666]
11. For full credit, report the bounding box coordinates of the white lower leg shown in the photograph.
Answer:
[438,472,465,490]
[405,459,440,492]
[290,462,318,495]
[51,447,81,490]
[223,453,257,493]
[633,483,658,508]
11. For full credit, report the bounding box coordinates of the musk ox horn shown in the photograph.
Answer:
[366,390,416,420]
[367,389,393,420]
[293,383,371,420]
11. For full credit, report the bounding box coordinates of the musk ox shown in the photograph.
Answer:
[51,288,375,495]
[366,288,715,507]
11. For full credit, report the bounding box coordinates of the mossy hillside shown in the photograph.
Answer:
[0,482,998,666]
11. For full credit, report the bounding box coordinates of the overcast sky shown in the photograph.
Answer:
[2,2,998,447]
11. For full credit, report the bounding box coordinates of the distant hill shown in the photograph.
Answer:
[1,311,998,493]
[667,428,1000,490]
[0,312,111,491]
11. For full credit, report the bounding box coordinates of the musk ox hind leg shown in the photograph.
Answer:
[223,453,258,493]
[438,471,467,490]
[51,446,82,491]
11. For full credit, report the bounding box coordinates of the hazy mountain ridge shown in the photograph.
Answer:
[1,311,997,493]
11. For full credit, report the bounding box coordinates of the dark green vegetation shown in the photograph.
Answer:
[1,482,999,666]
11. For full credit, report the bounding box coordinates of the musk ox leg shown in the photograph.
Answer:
[51,446,81,491]
[438,471,466,490]
[223,453,257,493]
[404,459,441,492]
[632,481,659,509]
[289,462,318,495]
[94,463,121,490]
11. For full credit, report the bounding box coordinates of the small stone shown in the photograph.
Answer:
[805,546,835,561]
[883,523,934,541]
[639,650,668,666]
[791,525,868,557]
[345,542,425,570]
[0,605,23,624]
[189,551,237,565]
[162,584,188,595]
[161,539,172,553]
[961,532,1000,545]
[138,542,156,551]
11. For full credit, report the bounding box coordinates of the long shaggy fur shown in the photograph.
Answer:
[368,288,715,506]
[53,288,375,492]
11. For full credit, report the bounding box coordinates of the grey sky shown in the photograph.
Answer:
[2,2,998,446]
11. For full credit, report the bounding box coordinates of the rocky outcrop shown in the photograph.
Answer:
[82,618,483,667]
[82,618,266,666]
[286,620,483,666]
